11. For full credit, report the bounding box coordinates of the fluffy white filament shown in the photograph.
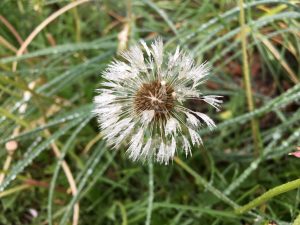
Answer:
[93,38,222,164]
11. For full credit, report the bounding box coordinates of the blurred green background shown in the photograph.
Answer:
[0,0,300,224]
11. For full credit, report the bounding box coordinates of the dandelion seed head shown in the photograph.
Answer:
[134,80,175,121]
[93,38,222,164]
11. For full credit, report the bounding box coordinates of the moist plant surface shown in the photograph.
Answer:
[0,1,300,225]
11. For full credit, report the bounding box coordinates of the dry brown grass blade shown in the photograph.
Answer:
[82,133,102,154]
[44,128,80,225]
[257,33,299,84]
[0,128,20,185]
[12,0,91,72]
[0,35,17,53]
[0,15,26,50]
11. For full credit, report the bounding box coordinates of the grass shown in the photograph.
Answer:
[0,0,300,224]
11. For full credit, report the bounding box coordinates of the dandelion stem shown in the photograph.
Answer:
[238,0,262,156]
[145,160,154,225]
[71,6,81,42]
[235,178,300,214]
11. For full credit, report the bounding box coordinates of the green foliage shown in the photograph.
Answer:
[0,0,300,224]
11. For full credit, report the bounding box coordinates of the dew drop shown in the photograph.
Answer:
[272,132,281,140]
[87,169,93,175]
[282,141,288,148]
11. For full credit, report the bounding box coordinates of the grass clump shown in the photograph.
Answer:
[0,0,300,224]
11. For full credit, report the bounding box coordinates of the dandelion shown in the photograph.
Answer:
[93,38,222,164]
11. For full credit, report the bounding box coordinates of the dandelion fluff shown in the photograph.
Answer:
[93,38,222,164]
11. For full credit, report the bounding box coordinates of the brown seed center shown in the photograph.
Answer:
[134,80,175,120]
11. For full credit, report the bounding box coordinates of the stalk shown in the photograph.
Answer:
[238,0,262,156]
